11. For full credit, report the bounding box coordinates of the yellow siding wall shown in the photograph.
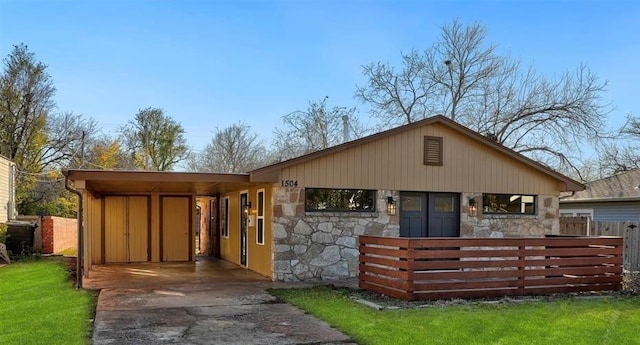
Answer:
[83,191,103,273]
[82,191,196,271]
[247,186,272,277]
[220,184,273,278]
[220,193,240,264]
[280,123,561,195]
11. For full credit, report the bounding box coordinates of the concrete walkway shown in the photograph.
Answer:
[87,258,356,345]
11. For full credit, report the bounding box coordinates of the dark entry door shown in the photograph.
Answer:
[240,193,248,266]
[428,193,460,237]
[400,192,427,237]
[399,192,460,237]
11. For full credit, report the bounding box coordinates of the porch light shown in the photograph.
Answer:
[243,201,252,215]
[468,197,478,217]
[386,196,396,216]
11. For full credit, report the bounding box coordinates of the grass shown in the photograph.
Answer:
[270,286,640,345]
[0,258,96,345]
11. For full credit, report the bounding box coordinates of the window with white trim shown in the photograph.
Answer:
[220,197,229,238]
[256,189,265,245]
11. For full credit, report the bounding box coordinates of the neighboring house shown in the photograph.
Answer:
[0,155,17,223]
[560,169,640,222]
[66,115,583,284]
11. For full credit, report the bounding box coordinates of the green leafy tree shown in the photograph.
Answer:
[0,44,54,171]
[0,44,100,215]
[82,136,134,170]
[120,107,189,171]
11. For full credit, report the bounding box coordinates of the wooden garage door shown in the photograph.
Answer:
[103,196,150,263]
[161,196,191,262]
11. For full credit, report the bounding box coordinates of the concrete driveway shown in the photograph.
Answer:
[86,258,356,345]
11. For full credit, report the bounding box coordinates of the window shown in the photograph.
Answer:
[560,209,593,218]
[434,196,455,212]
[256,189,265,245]
[401,195,422,212]
[482,194,536,215]
[424,136,443,166]
[220,197,229,237]
[305,188,376,212]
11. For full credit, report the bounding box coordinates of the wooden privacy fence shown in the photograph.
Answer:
[559,217,590,236]
[359,236,623,301]
[559,218,640,271]
[593,221,640,272]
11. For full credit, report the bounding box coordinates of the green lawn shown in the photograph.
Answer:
[270,286,640,345]
[0,258,95,345]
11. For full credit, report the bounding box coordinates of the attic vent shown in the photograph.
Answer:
[424,136,443,166]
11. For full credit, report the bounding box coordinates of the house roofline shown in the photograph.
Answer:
[560,196,640,204]
[250,115,584,191]
[64,169,250,183]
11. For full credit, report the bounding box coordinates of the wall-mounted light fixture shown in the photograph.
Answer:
[386,196,396,216]
[243,201,252,215]
[468,197,477,217]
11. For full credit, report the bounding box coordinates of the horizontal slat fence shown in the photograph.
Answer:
[359,236,623,301]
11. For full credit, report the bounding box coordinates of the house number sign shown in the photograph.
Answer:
[281,180,298,187]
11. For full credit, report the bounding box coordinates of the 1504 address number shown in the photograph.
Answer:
[281,180,298,187]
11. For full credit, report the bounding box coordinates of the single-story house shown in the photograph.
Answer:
[0,155,17,223]
[66,115,584,284]
[560,169,640,222]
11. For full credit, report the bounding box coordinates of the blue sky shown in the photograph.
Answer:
[1,0,638,154]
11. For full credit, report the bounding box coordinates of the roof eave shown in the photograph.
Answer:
[560,196,640,204]
[66,169,250,183]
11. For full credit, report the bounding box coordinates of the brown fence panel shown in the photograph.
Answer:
[359,236,624,301]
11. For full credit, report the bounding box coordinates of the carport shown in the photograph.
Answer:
[64,169,262,285]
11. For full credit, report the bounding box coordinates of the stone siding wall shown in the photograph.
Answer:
[460,193,559,238]
[272,189,560,282]
[272,188,399,281]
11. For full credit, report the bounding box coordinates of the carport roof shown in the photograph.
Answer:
[64,169,255,196]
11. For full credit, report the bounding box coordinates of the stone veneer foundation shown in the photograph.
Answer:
[272,188,399,281]
[460,193,560,238]
[271,188,560,282]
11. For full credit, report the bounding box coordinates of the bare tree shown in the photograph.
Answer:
[272,97,367,161]
[356,20,611,174]
[356,51,435,127]
[120,107,189,171]
[192,122,267,173]
[589,114,640,178]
